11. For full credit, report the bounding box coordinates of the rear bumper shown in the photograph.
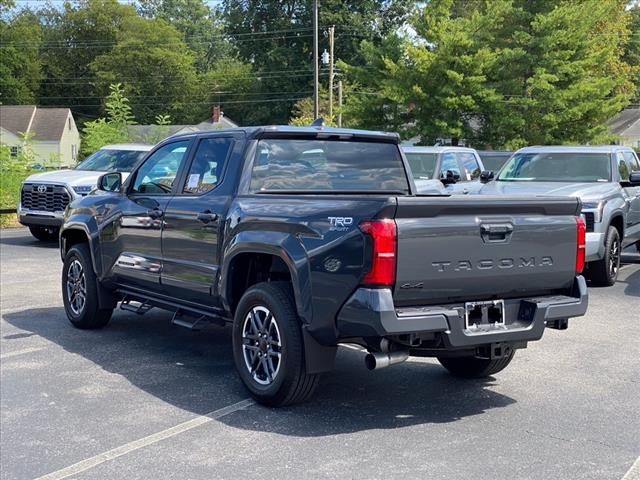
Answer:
[336,276,588,348]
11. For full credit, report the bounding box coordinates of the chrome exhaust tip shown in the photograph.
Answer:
[364,350,409,370]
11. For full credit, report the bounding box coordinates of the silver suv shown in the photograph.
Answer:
[479,146,640,286]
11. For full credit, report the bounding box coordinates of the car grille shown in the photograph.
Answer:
[583,212,595,232]
[21,184,71,213]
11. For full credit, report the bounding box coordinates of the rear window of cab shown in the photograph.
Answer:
[250,139,410,193]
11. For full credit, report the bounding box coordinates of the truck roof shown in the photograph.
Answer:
[515,145,635,154]
[168,125,401,143]
[100,144,153,151]
[402,146,478,154]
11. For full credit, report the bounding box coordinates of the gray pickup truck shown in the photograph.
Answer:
[59,127,588,406]
[480,146,640,286]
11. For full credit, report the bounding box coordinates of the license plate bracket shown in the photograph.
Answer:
[464,300,505,330]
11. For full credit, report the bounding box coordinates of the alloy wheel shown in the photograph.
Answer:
[241,306,282,386]
[66,259,86,315]
[609,236,620,279]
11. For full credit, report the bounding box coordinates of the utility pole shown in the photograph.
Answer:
[337,80,343,127]
[313,0,319,119]
[328,25,335,121]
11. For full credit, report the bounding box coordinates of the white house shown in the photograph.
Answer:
[608,107,640,149]
[0,105,80,167]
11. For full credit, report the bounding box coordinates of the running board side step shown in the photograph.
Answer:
[115,288,228,328]
[171,311,211,331]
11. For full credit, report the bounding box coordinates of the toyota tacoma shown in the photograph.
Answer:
[59,127,588,406]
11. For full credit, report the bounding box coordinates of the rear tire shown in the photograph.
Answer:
[232,282,319,407]
[29,226,58,241]
[589,226,621,287]
[438,350,515,378]
[62,243,113,329]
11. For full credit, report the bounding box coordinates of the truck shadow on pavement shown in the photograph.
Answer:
[3,306,516,436]
[0,235,58,249]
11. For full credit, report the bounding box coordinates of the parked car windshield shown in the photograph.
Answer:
[498,152,612,182]
[75,149,148,173]
[405,153,438,179]
[250,139,410,193]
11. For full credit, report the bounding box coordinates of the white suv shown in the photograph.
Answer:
[18,144,152,241]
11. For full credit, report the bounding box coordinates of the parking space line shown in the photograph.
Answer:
[0,347,46,360]
[34,398,255,480]
[622,456,640,480]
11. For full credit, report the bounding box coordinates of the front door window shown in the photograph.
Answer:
[131,141,190,195]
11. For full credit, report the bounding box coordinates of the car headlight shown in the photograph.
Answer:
[73,185,94,195]
[581,200,605,223]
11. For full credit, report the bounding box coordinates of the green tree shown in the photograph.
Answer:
[345,0,635,147]
[137,0,231,69]
[90,16,200,123]
[81,83,134,156]
[197,57,258,124]
[624,5,640,102]
[0,10,42,104]
[221,0,414,125]
[37,0,138,119]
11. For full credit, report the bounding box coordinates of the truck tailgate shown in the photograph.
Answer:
[393,195,581,306]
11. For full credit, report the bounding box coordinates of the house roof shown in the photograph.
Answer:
[0,105,73,141]
[608,108,640,137]
[0,105,36,137]
[30,108,72,141]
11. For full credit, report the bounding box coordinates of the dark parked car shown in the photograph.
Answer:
[59,127,588,406]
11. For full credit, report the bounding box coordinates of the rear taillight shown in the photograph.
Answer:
[576,216,586,274]
[359,219,397,287]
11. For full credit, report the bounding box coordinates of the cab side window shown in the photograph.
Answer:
[617,152,630,181]
[440,152,461,179]
[183,137,233,194]
[131,141,190,194]
[457,152,481,181]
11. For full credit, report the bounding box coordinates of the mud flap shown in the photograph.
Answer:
[302,327,337,374]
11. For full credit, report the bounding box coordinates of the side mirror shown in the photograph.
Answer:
[98,172,122,192]
[480,170,495,183]
[629,171,640,186]
[440,170,460,185]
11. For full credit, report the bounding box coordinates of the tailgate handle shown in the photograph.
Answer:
[480,223,513,243]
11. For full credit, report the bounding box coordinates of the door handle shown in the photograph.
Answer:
[480,223,513,243]
[147,208,163,219]
[197,210,218,224]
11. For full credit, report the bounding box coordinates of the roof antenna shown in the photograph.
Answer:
[310,117,324,127]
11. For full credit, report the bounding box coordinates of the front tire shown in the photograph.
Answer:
[589,226,621,287]
[438,350,515,378]
[62,243,113,329]
[232,282,319,407]
[29,226,58,241]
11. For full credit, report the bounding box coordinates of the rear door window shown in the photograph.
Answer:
[183,137,233,194]
[250,139,409,193]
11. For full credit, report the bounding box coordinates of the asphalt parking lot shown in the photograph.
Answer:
[1,228,639,480]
